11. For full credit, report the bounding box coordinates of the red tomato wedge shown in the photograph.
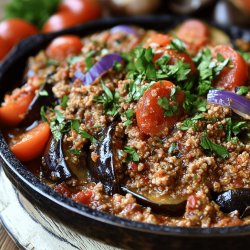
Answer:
[0,90,35,126]
[10,122,51,162]
[176,19,209,55]
[213,45,248,91]
[46,35,83,61]
[0,19,38,47]
[136,81,185,136]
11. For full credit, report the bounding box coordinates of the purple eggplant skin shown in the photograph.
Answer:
[214,189,250,218]
[42,136,72,182]
[88,123,121,195]
[121,187,187,217]
[20,82,55,127]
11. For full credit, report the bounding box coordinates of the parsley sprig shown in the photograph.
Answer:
[124,146,140,162]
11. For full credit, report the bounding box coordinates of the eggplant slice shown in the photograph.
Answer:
[213,189,250,218]
[121,187,187,216]
[88,122,187,216]
[88,122,122,195]
[42,136,72,182]
[20,81,55,127]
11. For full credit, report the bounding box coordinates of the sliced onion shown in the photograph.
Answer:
[74,53,122,85]
[207,89,250,119]
[110,25,138,35]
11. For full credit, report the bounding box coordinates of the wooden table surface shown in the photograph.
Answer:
[0,224,18,250]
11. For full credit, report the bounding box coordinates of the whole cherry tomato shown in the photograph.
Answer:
[0,36,12,60]
[0,19,38,47]
[136,80,185,136]
[42,12,83,33]
[46,35,83,61]
[43,0,102,33]
[59,0,102,21]
[213,45,248,91]
[176,19,209,55]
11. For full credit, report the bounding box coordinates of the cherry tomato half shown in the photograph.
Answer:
[0,88,35,126]
[10,122,51,162]
[59,0,102,21]
[0,36,12,60]
[176,19,209,55]
[213,45,248,91]
[0,19,38,48]
[136,81,185,136]
[46,35,83,61]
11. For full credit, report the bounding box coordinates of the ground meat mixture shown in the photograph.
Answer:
[2,19,250,228]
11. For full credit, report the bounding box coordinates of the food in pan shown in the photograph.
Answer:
[1,19,250,227]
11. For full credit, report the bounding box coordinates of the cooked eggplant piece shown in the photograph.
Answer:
[20,82,55,127]
[121,186,187,216]
[88,123,122,195]
[42,137,72,182]
[214,189,250,218]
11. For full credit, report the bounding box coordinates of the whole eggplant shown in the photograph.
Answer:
[213,189,250,218]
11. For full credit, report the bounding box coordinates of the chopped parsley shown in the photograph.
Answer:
[123,109,135,126]
[85,51,95,71]
[238,50,250,63]
[200,136,229,158]
[40,106,48,122]
[95,83,120,116]
[61,95,69,109]
[225,118,249,141]
[124,146,140,162]
[39,90,49,96]
[49,109,70,141]
[236,86,249,96]
[179,114,203,131]
[124,46,156,81]
[158,96,179,117]
[69,149,81,156]
[71,119,97,144]
[168,142,177,154]
[67,55,84,65]
[167,37,186,52]
[126,81,153,102]
[194,48,230,95]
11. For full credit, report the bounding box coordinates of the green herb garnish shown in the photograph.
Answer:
[5,0,60,29]
[61,95,69,109]
[200,136,229,158]
[124,146,140,162]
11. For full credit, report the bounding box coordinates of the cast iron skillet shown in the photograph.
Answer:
[0,16,250,250]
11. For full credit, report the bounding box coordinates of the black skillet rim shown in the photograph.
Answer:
[0,15,250,237]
